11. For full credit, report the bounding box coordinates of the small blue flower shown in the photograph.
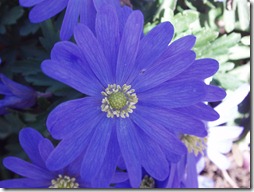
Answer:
[41,5,226,187]
[0,74,36,115]
[0,128,86,188]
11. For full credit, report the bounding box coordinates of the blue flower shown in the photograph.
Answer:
[41,5,226,187]
[0,74,36,115]
[0,128,87,188]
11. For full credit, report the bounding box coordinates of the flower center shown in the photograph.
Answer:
[181,135,207,156]
[49,174,79,188]
[101,84,138,118]
[140,175,155,188]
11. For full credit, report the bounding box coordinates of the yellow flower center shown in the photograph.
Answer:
[101,84,138,118]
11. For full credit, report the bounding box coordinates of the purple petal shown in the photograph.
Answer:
[41,59,103,96]
[96,5,120,75]
[46,97,102,140]
[132,51,196,92]
[174,102,220,121]
[80,0,96,32]
[0,178,49,188]
[172,58,219,81]
[138,80,206,108]
[135,105,207,137]
[38,138,54,162]
[29,0,68,23]
[158,35,196,62]
[3,157,53,180]
[138,22,174,68]
[116,10,144,85]
[0,74,35,98]
[74,24,113,86]
[184,153,198,188]
[19,0,44,7]
[19,128,45,167]
[128,22,174,84]
[81,118,113,182]
[116,118,142,188]
[91,129,121,187]
[134,128,169,180]
[46,126,94,171]
[203,85,226,102]
[131,112,187,155]
[60,0,81,40]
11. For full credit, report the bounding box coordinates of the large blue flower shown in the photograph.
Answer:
[0,74,36,115]
[0,128,87,188]
[41,5,226,187]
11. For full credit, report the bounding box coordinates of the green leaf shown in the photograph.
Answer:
[194,28,219,47]
[19,21,40,36]
[241,36,250,46]
[215,72,244,90]
[236,0,250,31]
[2,6,24,25]
[171,10,199,33]
[229,45,250,60]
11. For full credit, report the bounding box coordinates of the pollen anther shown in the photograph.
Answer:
[101,84,138,118]
[181,135,207,156]
[49,174,79,188]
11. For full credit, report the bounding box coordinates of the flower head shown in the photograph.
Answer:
[0,74,36,115]
[0,128,86,188]
[41,5,225,187]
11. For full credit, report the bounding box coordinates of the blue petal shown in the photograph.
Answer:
[80,0,96,33]
[134,105,207,137]
[96,5,120,76]
[81,118,113,182]
[0,178,49,188]
[29,0,68,23]
[19,128,45,168]
[38,138,54,162]
[132,51,196,92]
[60,0,81,40]
[19,0,44,7]
[116,118,142,188]
[46,112,104,171]
[116,10,143,85]
[45,41,103,95]
[138,80,206,108]
[171,58,219,81]
[184,153,198,188]
[203,85,226,102]
[46,97,102,140]
[41,59,103,96]
[131,112,187,156]
[158,35,196,62]
[0,74,35,98]
[134,128,169,181]
[91,128,121,187]
[74,24,113,86]
[174,103,220,121]
[3,157,53,180]
[128,22,174,84]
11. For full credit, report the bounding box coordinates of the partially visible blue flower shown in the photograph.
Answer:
[0,74,36,115]
[0,128,86,188]
[19,0,125,40]
[41,4,226,187]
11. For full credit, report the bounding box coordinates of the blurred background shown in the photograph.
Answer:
[0,0,251,188]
